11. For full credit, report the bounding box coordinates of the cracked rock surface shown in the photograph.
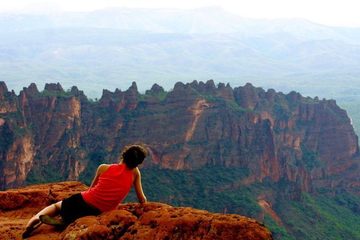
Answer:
[0,181,273,240]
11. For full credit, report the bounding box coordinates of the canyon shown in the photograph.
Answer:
[0,80,358,193]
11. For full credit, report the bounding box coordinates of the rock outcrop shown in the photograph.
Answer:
[0,80,359,196]
[0,182,273,240]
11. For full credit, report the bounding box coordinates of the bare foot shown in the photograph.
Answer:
[23,215,42,238]
[25,215,40,229]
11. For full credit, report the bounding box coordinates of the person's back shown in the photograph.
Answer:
[81,163,134,212]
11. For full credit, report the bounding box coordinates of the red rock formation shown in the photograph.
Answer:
[234,83,261,110]
[0,81,8,100]
[0,81,359,195]
[258,199,284,228]
[99,82,139,111]
[2,135,35,188]
[0,182,273,240]
[0,82,17,113]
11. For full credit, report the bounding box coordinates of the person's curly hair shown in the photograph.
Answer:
[120,144,148,169]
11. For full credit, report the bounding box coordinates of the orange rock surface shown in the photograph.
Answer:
[0,182,273,240]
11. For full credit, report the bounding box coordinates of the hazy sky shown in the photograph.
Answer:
[1,0,360,27]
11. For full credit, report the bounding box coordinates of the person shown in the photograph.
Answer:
[23,144,148,238]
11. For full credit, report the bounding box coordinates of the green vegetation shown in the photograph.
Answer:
[275,192,360,240]
[79,150,107,185]
[273,103,291,121]
[1,110,23,122]
[26,161,65,184]
[140,91,168,102]
[125,166,258,214]
[263,214,294,240]
[39,89,74,98]
[201,93,249,115]
[0,123,13,151]
[225,99,249,113]
[120,167,360,240]
[201,94,218,103]
[300,145,322,170]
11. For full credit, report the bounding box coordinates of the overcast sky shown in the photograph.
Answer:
[1,0,360,27]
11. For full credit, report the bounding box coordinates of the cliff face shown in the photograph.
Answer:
[0,80,359,194]
[0,182,273,240]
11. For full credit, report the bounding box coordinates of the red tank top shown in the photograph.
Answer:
[81,164,134,212]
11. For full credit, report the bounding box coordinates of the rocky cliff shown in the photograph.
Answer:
[0,80,359,195]
[0,182,272,240]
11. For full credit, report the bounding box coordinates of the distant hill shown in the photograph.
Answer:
[1,7,360,101]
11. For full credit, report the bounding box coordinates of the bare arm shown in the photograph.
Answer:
[89,164,109,189]
[133,168,147,204]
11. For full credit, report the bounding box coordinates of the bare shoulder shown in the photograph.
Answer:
[132,167,141,177]
[97,164,110,174]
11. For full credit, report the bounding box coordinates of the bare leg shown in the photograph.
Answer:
[25,201,62,229]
